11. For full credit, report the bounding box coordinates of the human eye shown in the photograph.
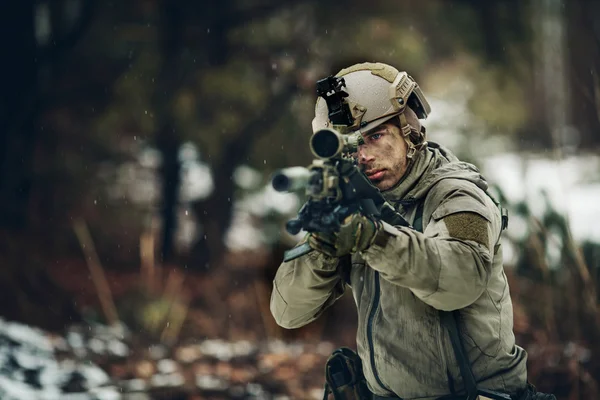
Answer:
[369,133,382,141]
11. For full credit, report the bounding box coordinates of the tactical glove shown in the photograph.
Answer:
[306,230,339,258]
[337,213,383,254]
[307,213,382,258]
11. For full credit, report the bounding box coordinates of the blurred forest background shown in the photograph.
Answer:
[1,0,600,399]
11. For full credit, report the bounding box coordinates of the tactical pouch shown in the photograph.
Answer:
[512,383,557,400]
[323,347,371,400]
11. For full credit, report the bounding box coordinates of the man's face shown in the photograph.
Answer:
[356,122,409,191]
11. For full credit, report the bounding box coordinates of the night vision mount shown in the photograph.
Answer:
[316,75,354,126]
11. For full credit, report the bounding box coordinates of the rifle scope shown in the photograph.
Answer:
[310,128,363,160]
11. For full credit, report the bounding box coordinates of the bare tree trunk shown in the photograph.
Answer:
[566,0,600,149]
[0,0,97,330]
[0,0,38,229]
[155,0,185,263]
[532,0,572,155]
[476,1,503,63]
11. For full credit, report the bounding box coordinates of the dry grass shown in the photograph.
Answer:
[507,214,600,398]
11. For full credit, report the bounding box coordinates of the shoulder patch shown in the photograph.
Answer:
[443,212,489,247]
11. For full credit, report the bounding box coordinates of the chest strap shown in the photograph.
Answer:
[412,201,509,400]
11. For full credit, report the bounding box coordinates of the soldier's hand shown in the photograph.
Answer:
[306,231,339,258]
[336,213,382,255]
[306,213,382,257]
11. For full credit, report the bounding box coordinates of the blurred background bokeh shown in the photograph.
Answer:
[1,0,599,399]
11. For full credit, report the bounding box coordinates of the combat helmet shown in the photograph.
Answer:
[312,62,431,158]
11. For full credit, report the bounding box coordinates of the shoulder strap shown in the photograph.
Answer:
[412,200,479,400]
[484,187,509,231]
[413,201,425,233]
[339,254,352,286]
[439,311,479,400]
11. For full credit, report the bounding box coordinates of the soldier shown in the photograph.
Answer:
[270,62,555,400]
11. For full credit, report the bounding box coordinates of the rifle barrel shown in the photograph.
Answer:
[271,167,312,192]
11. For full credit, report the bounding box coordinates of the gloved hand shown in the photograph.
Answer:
[306,213,383,258]
[306,230,338,258]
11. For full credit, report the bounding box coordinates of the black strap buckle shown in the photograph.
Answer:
[500,207,509,230]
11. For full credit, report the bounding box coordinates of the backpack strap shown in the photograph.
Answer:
[412,201,425,233]
[484,188,509,232]
[412,201,478,400]
[439,311,479,400]
[411,184,512,400]
[338,254,352,286]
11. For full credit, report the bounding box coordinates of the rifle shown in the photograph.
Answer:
[271,127,411,262]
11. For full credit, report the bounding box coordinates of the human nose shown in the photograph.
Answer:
[357,144,375,165]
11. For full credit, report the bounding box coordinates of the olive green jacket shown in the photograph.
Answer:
[270,143,528,400]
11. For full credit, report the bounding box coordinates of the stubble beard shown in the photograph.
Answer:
[377,158,408,191]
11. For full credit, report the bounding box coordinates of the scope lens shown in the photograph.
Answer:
[271,173,290,192]
[311,130,341,159]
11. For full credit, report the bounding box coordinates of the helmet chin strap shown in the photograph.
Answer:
[398,112,427,160]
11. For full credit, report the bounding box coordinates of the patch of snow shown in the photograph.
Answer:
[483,152,600,243]
[565,185,600,243]
[39,362,72,388]
[156,359,177,375]
[178,142,199,163]
[225,212,265,251]
[234,165,263,190]
[4,324,53,354]
[78,364,110,388]
[180,162,214,202]
[0,375,46,400]
[240,185,299,218]
[107,340,129,358]
[150,374,170,388]
[195,374,228,391]
[88,338,106,355]
[89,386,121,400]
[138,147,161,169]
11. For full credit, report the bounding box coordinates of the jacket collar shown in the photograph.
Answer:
[380,142,487,204]
[381,147,436,203]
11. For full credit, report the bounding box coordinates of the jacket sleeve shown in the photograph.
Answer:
[362,180,502,311]
[270,247,346,329]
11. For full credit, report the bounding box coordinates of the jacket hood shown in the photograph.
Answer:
[381,141,488,204]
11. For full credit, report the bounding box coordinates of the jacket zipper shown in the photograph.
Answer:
[367,270,390,392]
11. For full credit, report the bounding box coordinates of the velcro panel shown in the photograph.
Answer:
[443,212,489,247]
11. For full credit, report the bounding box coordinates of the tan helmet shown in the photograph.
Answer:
[312,62,431,157]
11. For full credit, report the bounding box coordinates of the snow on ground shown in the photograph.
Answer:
[0,317,333,400]
[0,319,123,400]
[483,152,600,243]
